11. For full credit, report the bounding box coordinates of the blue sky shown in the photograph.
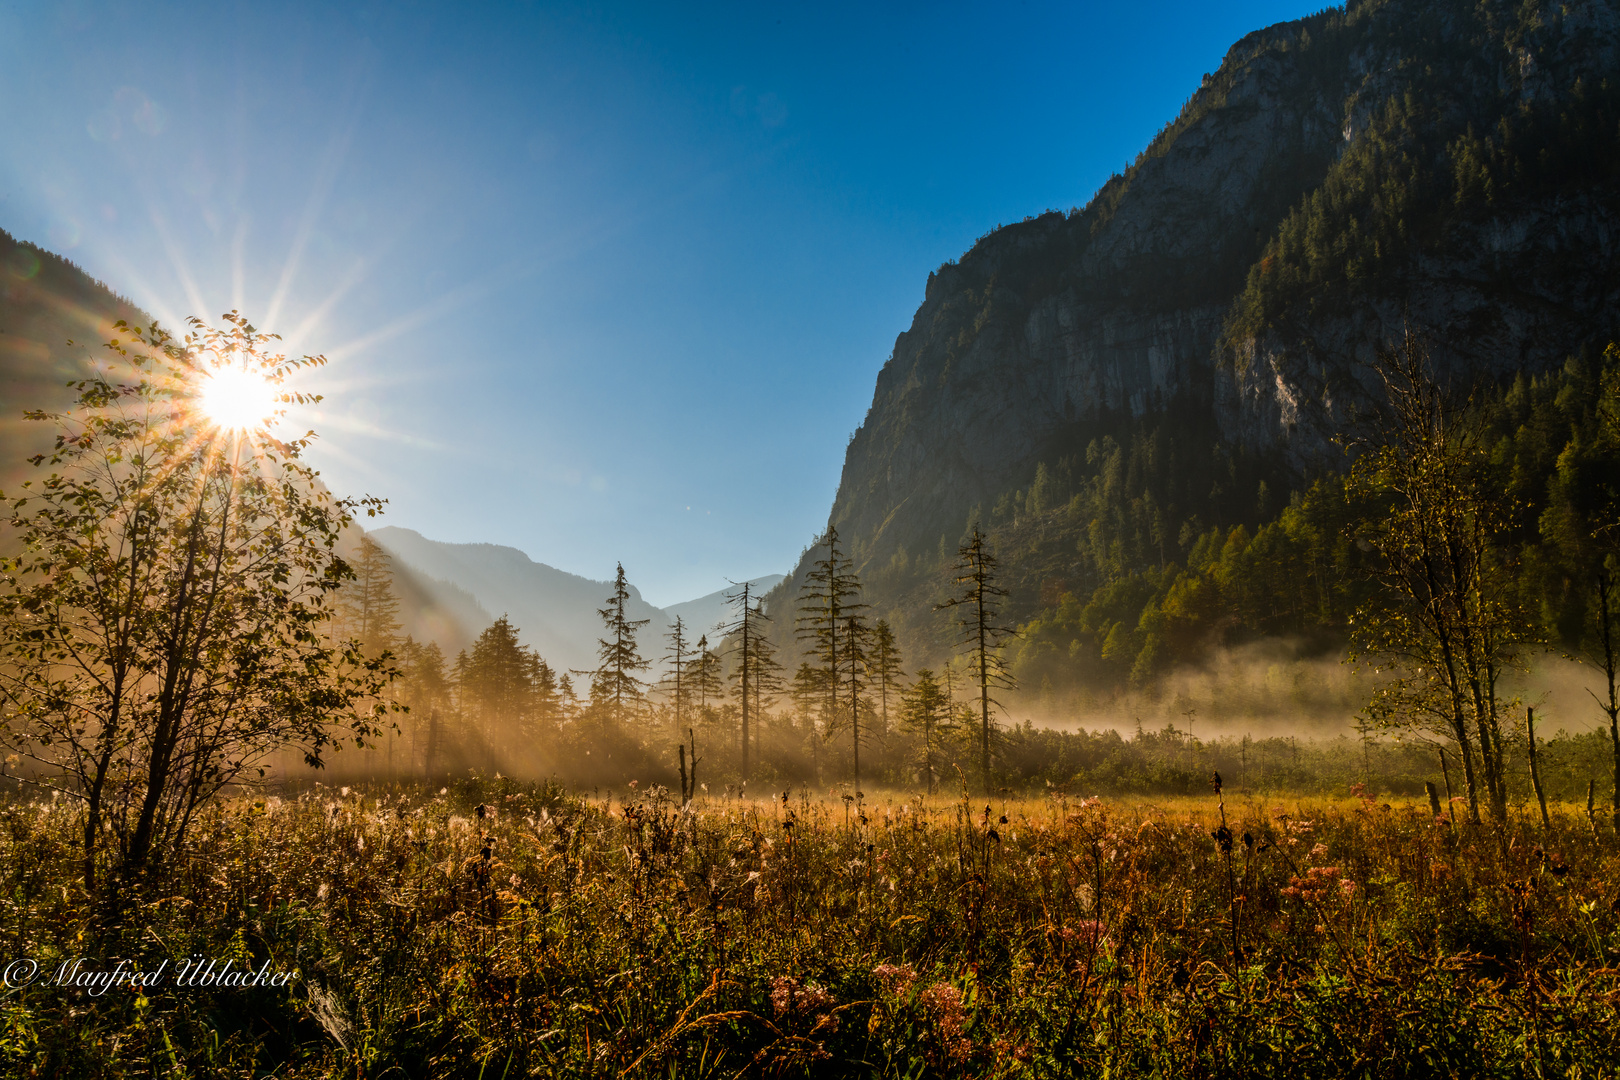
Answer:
[0,0,1323,607]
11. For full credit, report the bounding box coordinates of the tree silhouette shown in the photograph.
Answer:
[870,619,905,736]
[747,604,785,729]
[582,563,650,729]
[463,615,547,769]
[661,615,694,740]
[838,612,872,788]
[336,534,402,660]
[939,525,1015,794]
[901,669,954,793]
[396,637,449,774]
[689,634,724,734]
[796,525,865,761]
[720,581,772,783]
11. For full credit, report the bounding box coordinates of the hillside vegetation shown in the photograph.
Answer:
[5,779,1616,1078]
[774,0,1620,718]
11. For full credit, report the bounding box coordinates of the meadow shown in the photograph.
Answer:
[2,774,1617,1079]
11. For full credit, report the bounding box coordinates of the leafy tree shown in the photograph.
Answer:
[1347,331,1525,824]
[1539,345,1620,830]
[940,524,1015,794]
[0,315,391,892]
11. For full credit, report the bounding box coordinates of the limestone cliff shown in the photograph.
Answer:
[794,0,1620,633]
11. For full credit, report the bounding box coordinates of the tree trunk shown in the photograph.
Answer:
[1527,707,1550,831]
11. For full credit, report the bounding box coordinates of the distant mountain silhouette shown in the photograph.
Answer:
[371,525,781,674]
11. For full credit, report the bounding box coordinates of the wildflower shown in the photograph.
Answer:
[770,976,836,1027]
[919,982,966,1038]
[919,982,971,1060]
[872,963,917,995]
[1058,919,1109,948]
[1339,879,1357,896]
[1310,843,1329,859]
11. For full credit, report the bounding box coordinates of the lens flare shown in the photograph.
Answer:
[198,366,278,431]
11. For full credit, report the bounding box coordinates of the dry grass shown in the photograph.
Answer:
[2,775,1618,1077]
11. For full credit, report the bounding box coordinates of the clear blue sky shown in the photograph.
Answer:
[0,0,1324,607]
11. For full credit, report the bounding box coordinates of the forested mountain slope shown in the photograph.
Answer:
[772,0,1620,701]
[0,228,146,495]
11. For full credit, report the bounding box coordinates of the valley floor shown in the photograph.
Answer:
[3,778,1618,1078]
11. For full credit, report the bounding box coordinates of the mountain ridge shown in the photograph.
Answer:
[773,0,1620,681]
[370,525,782,674]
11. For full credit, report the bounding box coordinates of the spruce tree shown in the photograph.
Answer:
[939,525,1015,794]
[689,634,724,734]
[839,612,872,788]
[720,581,771,783]
[396,637,449,774]
[795,525,865,764]
[748,604,785,729]
[336,534,403,659]
[583,563,650,728]
[901,669,953,793]
[464,615,539,769]
[662,616,694,739]
[870,619,905,735]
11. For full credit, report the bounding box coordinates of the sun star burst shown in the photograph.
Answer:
[198,365,278,431]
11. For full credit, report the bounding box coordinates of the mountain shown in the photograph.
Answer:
[664,575,786,642]
[370,526,782,674]
[775,0,1620,677]
[0,228,148,494]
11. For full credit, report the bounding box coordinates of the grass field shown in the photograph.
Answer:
[3,775,1618,1078]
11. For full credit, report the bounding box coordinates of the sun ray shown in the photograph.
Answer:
[264,65,368,331]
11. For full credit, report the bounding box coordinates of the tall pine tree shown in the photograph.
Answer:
[870,619,905,736]
[795,525,865,773]
[583,563,650,728]
[720,581,770,783]
[336,534,402,659]
[939,525,1015,794]
[661,615,694,740]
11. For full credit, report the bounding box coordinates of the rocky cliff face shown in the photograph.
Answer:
[812,0,1620,590]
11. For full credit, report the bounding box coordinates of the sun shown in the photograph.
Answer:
[198,365,279,431]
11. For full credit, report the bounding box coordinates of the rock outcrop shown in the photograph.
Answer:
[811,0,1620,589]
